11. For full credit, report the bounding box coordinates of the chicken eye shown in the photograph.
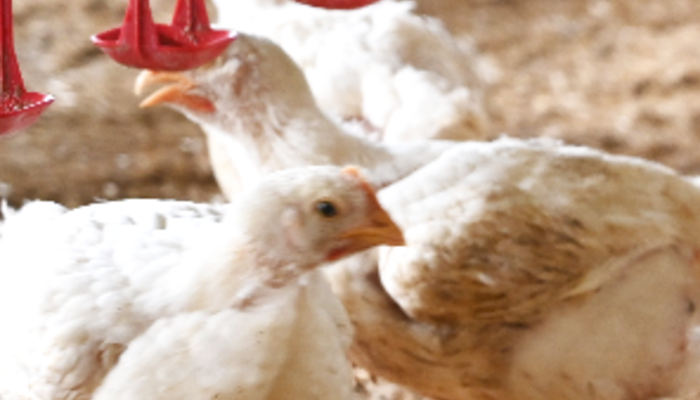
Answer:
[315,201,338,218]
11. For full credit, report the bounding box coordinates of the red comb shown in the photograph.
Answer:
[341,166,378,199]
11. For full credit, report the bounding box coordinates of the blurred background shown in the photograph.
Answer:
[3,0,700,207]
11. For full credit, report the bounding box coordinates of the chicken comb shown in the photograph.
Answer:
[341,165,362,179]
[342,166,379,199]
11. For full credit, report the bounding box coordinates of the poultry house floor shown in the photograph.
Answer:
[419,0,700,175]
[1,0,699,399]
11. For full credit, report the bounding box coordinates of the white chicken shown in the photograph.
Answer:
[136,35,700,400]
[212,0,487,142]
[0,166,404,400]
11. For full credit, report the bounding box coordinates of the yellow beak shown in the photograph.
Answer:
[339,202,405,246]
[327,167,405,261]
[134,70,215,113]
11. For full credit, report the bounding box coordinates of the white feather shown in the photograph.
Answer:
[212,0,487,141]
[0,166,388,400]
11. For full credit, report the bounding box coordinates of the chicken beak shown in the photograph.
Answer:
[134,70,215,113]
[339,203,405,248]
[327,168,405,261]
